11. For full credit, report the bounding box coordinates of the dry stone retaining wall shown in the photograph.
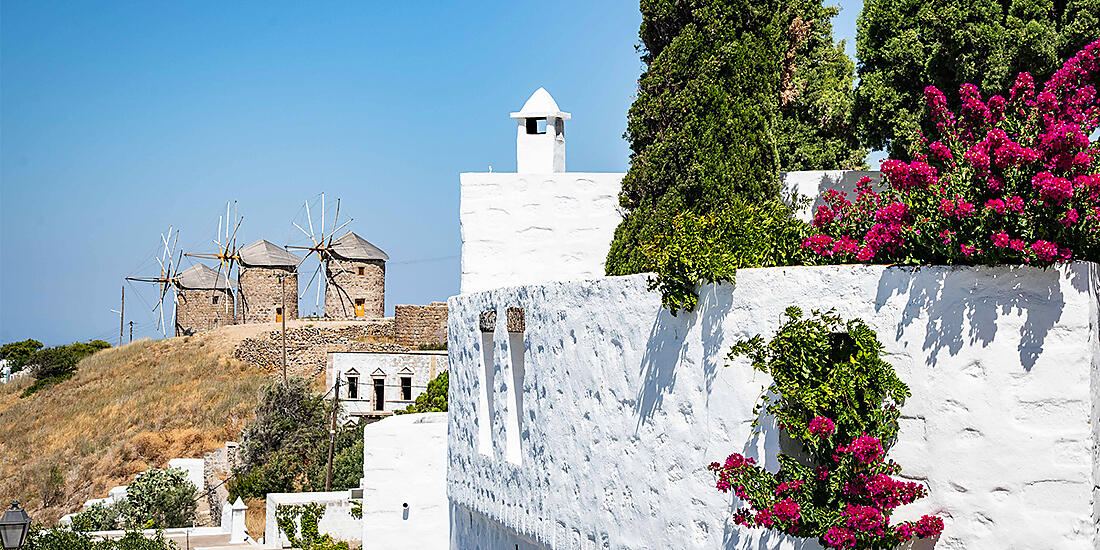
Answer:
[233,321,404,377]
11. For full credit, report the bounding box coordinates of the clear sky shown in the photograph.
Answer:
[1,1,863,346]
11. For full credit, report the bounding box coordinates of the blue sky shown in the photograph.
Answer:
[1,1,863,345]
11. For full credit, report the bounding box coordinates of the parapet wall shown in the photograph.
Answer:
[395,302,449,348]
[446,263,1100,550]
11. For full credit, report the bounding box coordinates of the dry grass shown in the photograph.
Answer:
[243,497,266,540]
[0,330,273,525]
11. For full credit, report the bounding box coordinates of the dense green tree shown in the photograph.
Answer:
[0,339,43,372]
[395,371,448,415]
[854,0,1100,157]
[608,0,847,311]
[237,377,331,471]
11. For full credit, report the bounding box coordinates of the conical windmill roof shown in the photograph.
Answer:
[239,239,301,268]
[330,231,389,261]
[510,87,571,119]
[177,263,236,290]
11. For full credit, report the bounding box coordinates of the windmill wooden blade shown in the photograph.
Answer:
[331,198,341,236]
[292,222,315,243]
[227,216,243,249]
[327,219,353,246]
[305,199,315,240]
[299,261,322,300]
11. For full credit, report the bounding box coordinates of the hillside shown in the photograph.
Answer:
[0,326,278,526]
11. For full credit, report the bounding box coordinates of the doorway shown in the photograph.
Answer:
[355,298,366,317]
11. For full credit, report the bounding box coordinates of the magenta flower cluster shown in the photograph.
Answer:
[803,40,1100,267]
[809,416,837,439]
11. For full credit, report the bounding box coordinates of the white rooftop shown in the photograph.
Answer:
[510,87,571,120]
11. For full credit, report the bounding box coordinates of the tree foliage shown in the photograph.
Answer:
[20,340,111,398]
[24,526,178,549]
[395,371,448,415]
[854,0,1100,158]
[0,339,44,372]
[606,0,858,312]
[124,468,197,529]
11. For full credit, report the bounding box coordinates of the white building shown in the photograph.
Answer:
[327,350,447,419]
[444,90,1100,549]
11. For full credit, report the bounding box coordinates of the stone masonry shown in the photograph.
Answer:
[233,320,403,377]
[238,266,299,324]
[394,302,448,348]
[176,288,236,336]
[325,258,385,319]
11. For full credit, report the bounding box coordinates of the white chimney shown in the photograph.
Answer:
[510,87,569,173]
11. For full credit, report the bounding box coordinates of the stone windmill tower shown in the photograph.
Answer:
[237,239,300,323]
[324,231,388,319]
[175,264,236,335]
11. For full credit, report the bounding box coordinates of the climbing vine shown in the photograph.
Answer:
[275,504,349,550]
[708,307,943,549]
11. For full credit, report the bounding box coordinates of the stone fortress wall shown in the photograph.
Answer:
[325,258,385,319]
[237,265,299,324]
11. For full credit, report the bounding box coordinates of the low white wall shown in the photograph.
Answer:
[446,264,1100,550]
[265,491,361,548]
[361,412,448,550]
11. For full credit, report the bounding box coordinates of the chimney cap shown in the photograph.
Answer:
[510,87,571,120]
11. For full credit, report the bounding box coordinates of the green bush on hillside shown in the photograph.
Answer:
[395,371,447,415]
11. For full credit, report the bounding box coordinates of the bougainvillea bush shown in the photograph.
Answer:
[708,308,943,549]
[802,40,1100,265]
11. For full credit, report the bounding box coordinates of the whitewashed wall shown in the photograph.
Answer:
[327,351,447,416]
[362,413,448,550]
[459,172,624,294]
[265,492,361,548]
[459,171,879,294]
[446,264,1100,550]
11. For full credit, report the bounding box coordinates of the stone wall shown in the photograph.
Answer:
[238,266,298,324]
[326,258,385,319]
[176,288,236,336]
[395,302,449,348]
[233,321,403,377]
[447,264,1100,550]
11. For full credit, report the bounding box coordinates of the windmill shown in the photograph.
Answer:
[285,192,354,315]
[184,200,243,322]
[125,227,183,336]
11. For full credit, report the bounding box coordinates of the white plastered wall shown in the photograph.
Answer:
[446,264,1100,550]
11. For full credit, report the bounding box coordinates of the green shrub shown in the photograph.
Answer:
[19,340,111,398]
[124,468,196,529]
[23,525,178,550]
[228,450,301,501]
[395,371,447,415]
[71,501,124,532]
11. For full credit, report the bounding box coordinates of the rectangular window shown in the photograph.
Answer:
[401,377,412,401]
[346,376,359,399]
[373,378,385,411]
[212,295,219,305]
[525,117,547,135]
[357,266,365,276]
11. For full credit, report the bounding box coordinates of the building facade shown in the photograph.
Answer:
[324,231,388,320]
[237,239,300,324]
[326,350,447,419]
[175,264,236,336]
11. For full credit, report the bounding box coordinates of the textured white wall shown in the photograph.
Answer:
[361,413,448,550]
[459,171,881,294]
[265,492,361,548]
[459,172,624,294]
[446,264,1100,550]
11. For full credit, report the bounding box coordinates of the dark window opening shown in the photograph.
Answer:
[373,378,385,411]
[525,117,547,135]
[347,376,359,399]
[357,266,365,276]
[212,295,219,305]
[401,376,412,401]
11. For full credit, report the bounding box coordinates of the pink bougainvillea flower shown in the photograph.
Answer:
[808,416,836,439]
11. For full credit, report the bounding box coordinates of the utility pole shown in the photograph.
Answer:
[325,378,340,491]
[129,321,134,343]
[280,273,288,385]
[119,285,125,347]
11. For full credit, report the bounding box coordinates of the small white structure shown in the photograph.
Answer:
[327,351,447,418]
[361,413,448,550]
[166,458,205,493]
[460,88,625,294]
[512,87,569,174]
[265,491,361,548]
